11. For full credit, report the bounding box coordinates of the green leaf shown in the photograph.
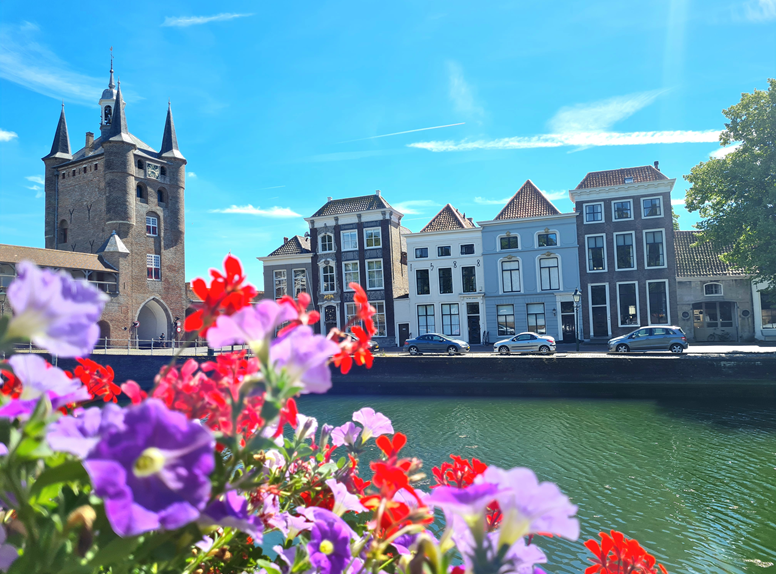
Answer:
[15,434,51,459]
[88,535,140,567]
[30,460,89,499]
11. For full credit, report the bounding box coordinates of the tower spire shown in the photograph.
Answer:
[107,81,131,142]
[160,100,185,159]
[108,46,115,89]
[44,102,72,159]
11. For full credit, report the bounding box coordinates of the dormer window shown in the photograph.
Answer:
[624,177,634,183]
[704,283,723,296]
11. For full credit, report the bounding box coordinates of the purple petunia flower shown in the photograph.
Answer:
[0,355,91,420]
[6,261,108,357]
[47,404,126,458]
[427,483,501,525]
[391,533,418,556]
[307,508,353,574]
[270,327,340,394]
[277,506,316,540]
[83,399,215,537]
[199,490,263,540]
[325,479,364,516]
[331,422,361,448]
[477,466,579,544]
[206,299,296,350]
[0,525,18,572]
[352,407,393,442]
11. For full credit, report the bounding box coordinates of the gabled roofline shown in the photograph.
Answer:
[257,253,313,264]
[477,212,577,226]
[304,206,404,223]
[404,226,481,238]
[569,179,676,202]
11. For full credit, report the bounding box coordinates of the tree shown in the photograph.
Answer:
[685,78,776,285]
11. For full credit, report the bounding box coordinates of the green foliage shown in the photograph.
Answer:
[685,78,776,285]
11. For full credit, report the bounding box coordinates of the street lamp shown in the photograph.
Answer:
[572,288,581,352]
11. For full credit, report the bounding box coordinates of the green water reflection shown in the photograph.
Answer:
[296,396,776,574]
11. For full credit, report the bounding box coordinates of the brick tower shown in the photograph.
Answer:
[41,58,187,346]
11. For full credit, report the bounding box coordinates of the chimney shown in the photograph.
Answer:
[85,131,94,153]
[327,196,332,202]
[283,237,288,243]
[654,160,660,171]
[375,190,381,197]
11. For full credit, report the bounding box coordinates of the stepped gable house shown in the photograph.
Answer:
[569,164,677,339]
[399,204,485,345]
[304,191,408,344]
[674,230,754,342]
[0,61,187,347]
[479,180,580,344]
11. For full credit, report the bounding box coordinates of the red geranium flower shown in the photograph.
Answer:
[184,255,258,336]
[0,368,22,399]
[277,292,320,336]
[585,531,668,574]
[70,358,122,403]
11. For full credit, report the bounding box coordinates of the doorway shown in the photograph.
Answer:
[323,305,338,335]
[560,301,576,343]
[137,299,169,347]
[466,302,481,344]
[398,323,410,347]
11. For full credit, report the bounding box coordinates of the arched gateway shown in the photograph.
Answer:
[136,298,171,346]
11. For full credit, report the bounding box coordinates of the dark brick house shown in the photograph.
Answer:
[569,164,678,339]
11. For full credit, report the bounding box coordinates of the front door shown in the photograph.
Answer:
[592,307,608,338]
[398,323,410,347]
[468,316,481,344]
[324,305,337,335]
[560,302,576,343]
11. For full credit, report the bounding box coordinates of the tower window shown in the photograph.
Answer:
[94,163,98,171]
[137,160,144,169]
[146,216,158,236]
[72,170,76,177]
[59,220,68,243]
[146,254,161,280]
[160,166,167,176]
[157,188,166,203]
[136,184,147,201]
[61,173,65,180]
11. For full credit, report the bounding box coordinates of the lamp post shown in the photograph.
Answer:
[572,288,581,353]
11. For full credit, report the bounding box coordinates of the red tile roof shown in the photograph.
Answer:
[312,194,392,217]
[575,165,668,190]
[267,235,312,257]
[0,244,115,273]
[494,180,560,220]
[420,204,475,232]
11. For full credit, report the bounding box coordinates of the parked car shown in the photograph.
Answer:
[608,326,688,354]
[344,332,380,353]
[403,333,471,355]
[493,332,556,355]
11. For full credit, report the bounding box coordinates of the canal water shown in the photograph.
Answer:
[296,395,776,574]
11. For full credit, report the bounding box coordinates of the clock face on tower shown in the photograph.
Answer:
[147,163,160,179]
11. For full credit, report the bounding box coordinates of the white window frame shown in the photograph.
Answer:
[643,228,667,269]
[587,283,612,338]
[584,202,605,224]
[460,243,475,255]
[614,231,637,271]
[146,216,158,236]
[273,269,287,300]
[537,255,561,291]
[499,257,522,294]
[146,254,161,281]
[341,230,358,251]
[497,234,520,251]
[461,265,477,293]
[535,229,560,248]
[526,303,547,335]
[704,282,723,296]
[585,233,608,273]
[372,300,387,337]
[416,268,431,296]
[496,304,515,337]
[321,264,336,293]
[615,281,640,328]
[319,233,334,253]
[293,268,307,297]
[366,259,384,290]
[343,261,360,290]
[417,304,435,335]
[646,279,671,325]
[437,245,452,257]
[612,199,634,222]
[364,228,382,248]
[438,267,454,295]
[641,196,663,219]
[441,303,460,336]
[345,302,359,332]
[414,247,429,259]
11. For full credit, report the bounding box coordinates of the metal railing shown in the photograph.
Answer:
[10,338,251,357]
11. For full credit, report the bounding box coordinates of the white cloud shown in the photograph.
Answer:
[0,23,114,105]
[210,205,301,218]
[542,190,569,201]
[25,175,44,185]
[548,90,665,133]
[709,143,741,159]
[474,196,512,205]
[162,13,254,27]
[447,61,484,118]
[745,0,776,21]
[409,129,721,152]
[392,200,440,215]
[671,199,685,206]
[339,123,465,144]
[26,185,41,190]
[0,128,18,142]
[187,172,197,178]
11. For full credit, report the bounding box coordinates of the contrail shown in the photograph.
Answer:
[339,122,465,143]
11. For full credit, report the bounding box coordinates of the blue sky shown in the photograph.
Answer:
[1,1,774,284]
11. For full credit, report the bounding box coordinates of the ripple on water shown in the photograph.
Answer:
[296,395,776,574]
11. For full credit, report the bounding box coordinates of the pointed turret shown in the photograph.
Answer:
[160,101,185,160]
[44,103,72,160]
[107,82,132,143]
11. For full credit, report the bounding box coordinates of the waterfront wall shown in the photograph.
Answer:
[51,354,776,399]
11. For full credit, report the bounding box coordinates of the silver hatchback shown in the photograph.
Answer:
[493,332,557,355]
[608,326,689,354]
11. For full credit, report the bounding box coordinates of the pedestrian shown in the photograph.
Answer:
[159,332,166,348]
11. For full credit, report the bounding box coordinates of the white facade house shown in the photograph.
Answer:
[752,281,776,341]
[397,204,486,345]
